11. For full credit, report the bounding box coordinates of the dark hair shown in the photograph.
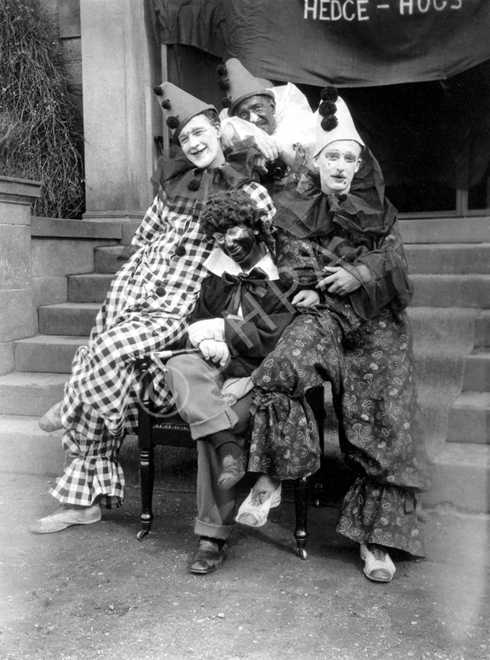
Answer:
[199,190,275,252]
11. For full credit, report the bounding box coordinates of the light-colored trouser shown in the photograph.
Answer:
[166,354,252,540]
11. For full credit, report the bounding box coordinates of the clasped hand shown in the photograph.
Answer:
[317,266,361,296]
[291,289,320,308]
[198,339,229,367]
[187,318,229,366]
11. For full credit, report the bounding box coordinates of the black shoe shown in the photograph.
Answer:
[190,537,228,575]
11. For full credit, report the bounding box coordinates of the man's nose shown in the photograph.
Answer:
[249,111,260,124]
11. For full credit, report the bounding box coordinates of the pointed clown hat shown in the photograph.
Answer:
[153,82,217,142]
[217,58,274,117]
[314,87,364,158]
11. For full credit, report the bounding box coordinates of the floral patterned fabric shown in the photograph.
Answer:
[248,164,431,557]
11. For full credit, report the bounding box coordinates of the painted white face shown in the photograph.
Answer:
[178,114,225,169]
[314,139,362,196]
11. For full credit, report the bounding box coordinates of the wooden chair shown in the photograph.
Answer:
[136,359,325,560]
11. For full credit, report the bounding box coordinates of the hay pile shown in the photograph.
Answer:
[0,0,84,218]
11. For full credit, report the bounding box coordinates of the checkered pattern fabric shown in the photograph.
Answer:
[50,178,274,508]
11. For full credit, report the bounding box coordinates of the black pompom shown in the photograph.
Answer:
[320,86,339,102]
[174,244,186,256]
[218,78,229,91]
[321,115,338,131]
[166,116,179,129]
[155,286,165,297]
[188,179,200,191]
[160,99,171,110]
[319,100,337,117]
[153,85,163,96]
[221,97,231,109]
[264,158,289,182]
[216,64,226,76]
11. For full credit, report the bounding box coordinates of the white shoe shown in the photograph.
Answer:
[236,483,282,528]
[360,543,396,582]
[39,401,63,432]
[29,503,101,534]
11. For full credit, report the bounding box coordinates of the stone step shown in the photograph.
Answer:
[14,335,86,373]
[474,311,490,348]
[400,215,490,244]
[405,243,490,274]
[68,273,114,303]
[408,306,490,349]
[423,443,490,513]
[38,302,100,336]
[447,392,490,445]
[462,351,490,392]
[94,245,126,274]
[0,415,65,477]
[410,274,490,308]
[0,372,66,416]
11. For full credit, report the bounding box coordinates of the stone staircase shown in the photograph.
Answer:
[0,218,489,512]
[0,243,123,477]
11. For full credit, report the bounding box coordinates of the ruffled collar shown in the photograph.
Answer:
[203,248,278,279]
[273,147,397,239]
[151,143,261,201]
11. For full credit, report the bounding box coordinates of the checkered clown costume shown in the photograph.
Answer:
[49,156,274,509]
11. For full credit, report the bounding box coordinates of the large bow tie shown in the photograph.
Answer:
[221,267,269,314]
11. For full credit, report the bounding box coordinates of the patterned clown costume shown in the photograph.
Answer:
[248,150,432,558]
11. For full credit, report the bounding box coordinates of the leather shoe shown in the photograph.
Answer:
[29,503,101,534]
[360,543,396,582]
[190,538,227,574]
[39,401,63,432]
[217,452,246,491]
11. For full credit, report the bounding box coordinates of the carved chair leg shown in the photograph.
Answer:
[137,446,155,540]
[293,477,309,560]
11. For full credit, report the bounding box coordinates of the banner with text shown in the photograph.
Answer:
[153,0,490,87]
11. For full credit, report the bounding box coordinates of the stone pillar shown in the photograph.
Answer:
[0,177,41,375]
[80,0,161,233]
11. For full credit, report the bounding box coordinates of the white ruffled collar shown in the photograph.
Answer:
[203,248,278,279]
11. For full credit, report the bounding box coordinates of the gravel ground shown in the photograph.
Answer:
[1,471,489,660]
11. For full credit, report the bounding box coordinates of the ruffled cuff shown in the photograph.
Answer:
[336,476,425,557]
[49,456,125,509]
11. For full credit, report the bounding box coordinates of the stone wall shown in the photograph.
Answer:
[40,0,82,119]
[0,178,41,375]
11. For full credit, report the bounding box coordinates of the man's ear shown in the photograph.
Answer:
[214,122,222,138]
[354,158,362,173]
[313,156,319,169]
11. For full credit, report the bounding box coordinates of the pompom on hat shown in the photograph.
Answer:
[314,86,364,158]
[217,58,274,117]
[153,82,217,141]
